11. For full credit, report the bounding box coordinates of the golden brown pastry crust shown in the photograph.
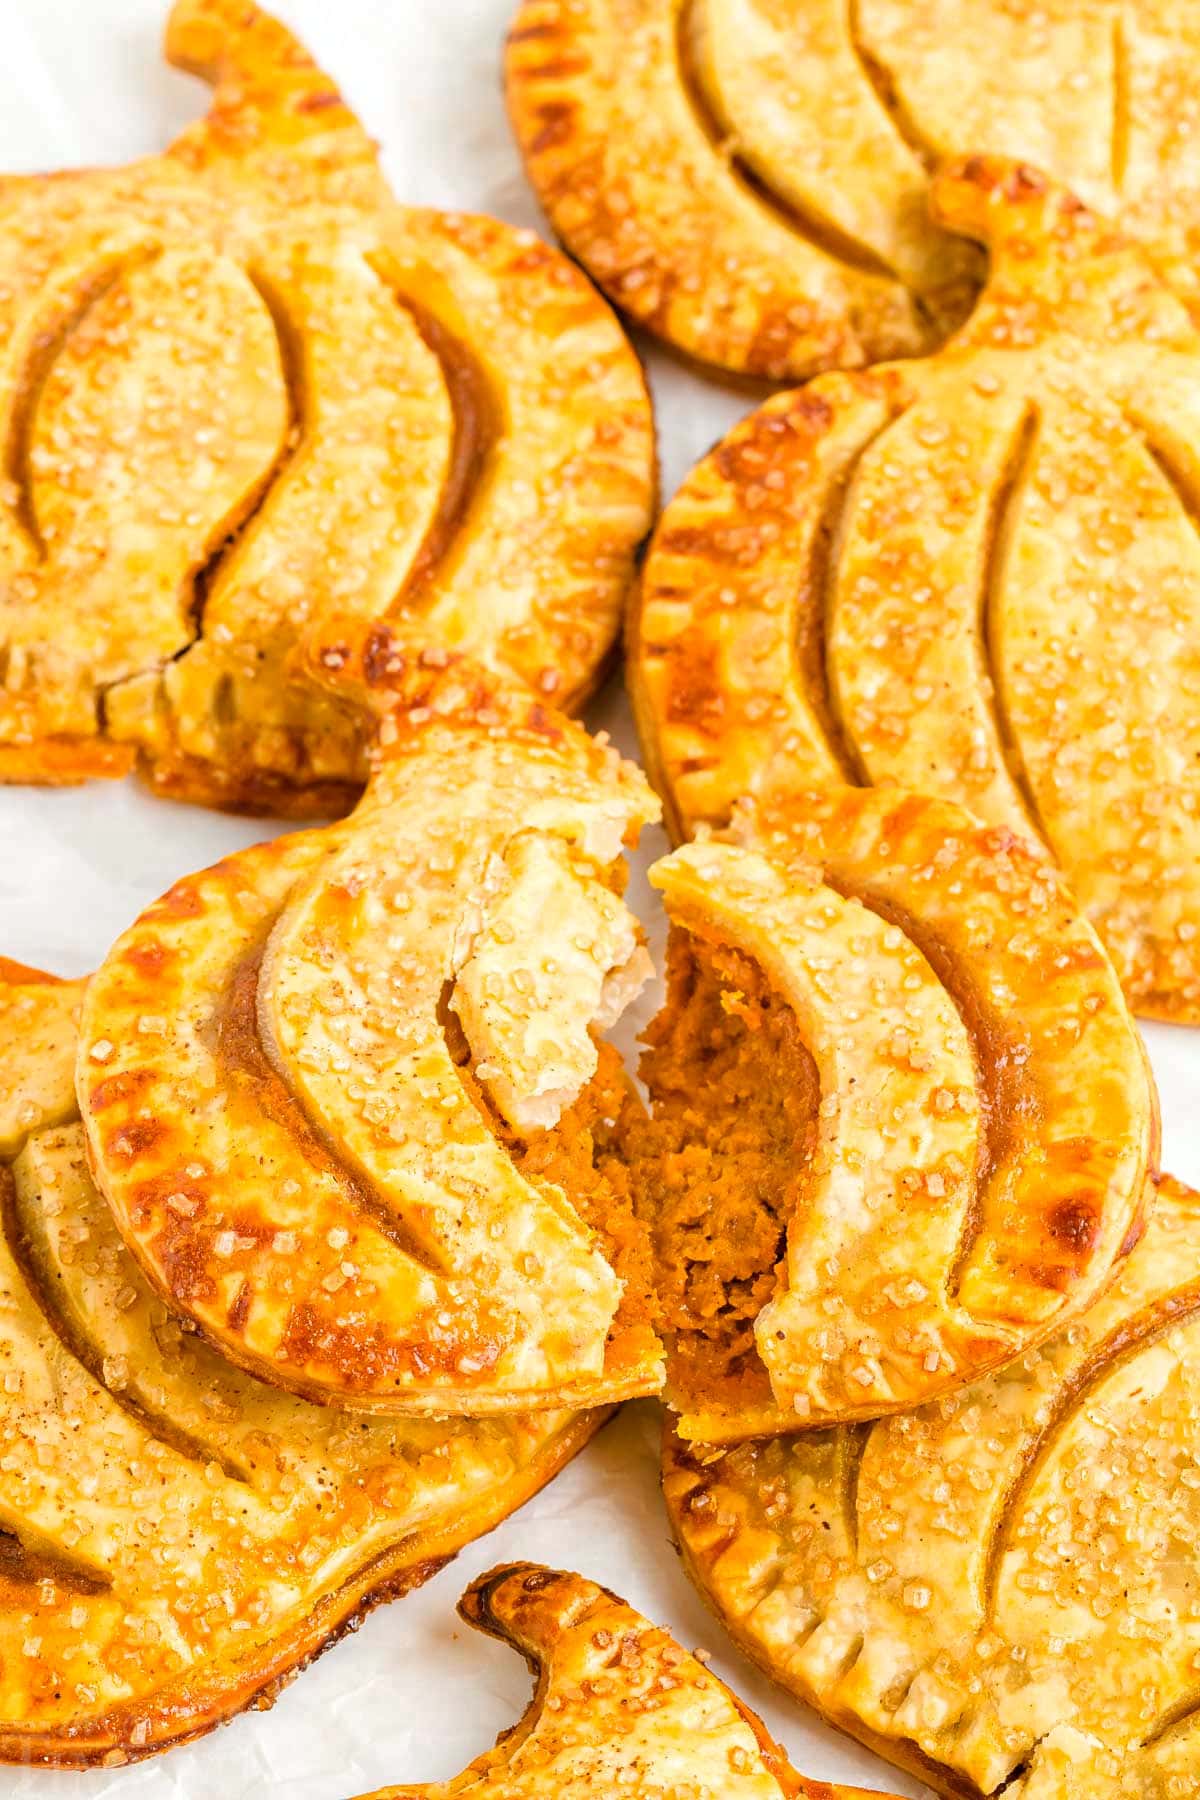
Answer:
[632,156,1200,1021]
[633,785,1154,1441]
[666,1173,1200,1800]
[79,627,664,1415]
[359,1563,900,1798]
[0,0,654,811]
[508,0,1200,381]
[506,0,968,382]
[0,962,605,1770]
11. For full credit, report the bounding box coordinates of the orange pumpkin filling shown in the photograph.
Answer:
[447,1021,661,1382]
[627,927,818,1419]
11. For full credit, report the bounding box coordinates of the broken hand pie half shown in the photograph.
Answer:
[0,0,654,813]
[0,962,602,1768]
[508,0,1200,381]
[666,1173,1200,1800]
[628,785,1153,1442]
[359,1563,899,1799]
[79,629,663,1415]
[633,156,1200,1022]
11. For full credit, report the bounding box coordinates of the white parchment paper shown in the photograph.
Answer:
[0,5,1196,1795]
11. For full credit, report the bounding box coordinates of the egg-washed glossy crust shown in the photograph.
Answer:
[79,628,664,1415]
[506,0,967,383]
[666,1172,1200,1800]
[633,156,1200,1021]
[0,963,606,1770]
[359,1563,901,1798]
[507,0,1200,382]
[0,0,655,812]
[635,785,1154,1441]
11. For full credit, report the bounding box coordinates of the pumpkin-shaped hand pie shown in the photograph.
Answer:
[0,963,602,1768]
[359,1563,901,1799]
[506,0,975,379]
[633,156,1200,1022]
[627,785,1154,1443]
[79,628,663,1415]
[508,0,1200,382]
[0,0,654,813]
[666,1171,1200,1800]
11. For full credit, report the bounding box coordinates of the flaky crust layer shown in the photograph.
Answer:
[0,0,655,809]
[0,962,605,1769]
[640,785,1154,1439]
[666,1174,1200,1800]
[633,156,1200,1021]
[361,1563,900,1798]
[79,630,664,1415]
[508,0,1200,381]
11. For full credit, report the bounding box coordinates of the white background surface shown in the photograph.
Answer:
[1,4,1197,1796]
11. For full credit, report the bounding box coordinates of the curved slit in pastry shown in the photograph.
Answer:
[1110,12,1130,194]
[632,786,1152,1441]
[976,400,1046,847]
[366,255,501,616]
[357,1562,903,1800]
[666,1175,1200,1799]
[1,1155,252,1485]
[82,629,664,1415]
[0,1524,109,1598]
[677,0,902,285]
[844,0,941,174]
[211,946,444,1277]
[634,157,1200,1021]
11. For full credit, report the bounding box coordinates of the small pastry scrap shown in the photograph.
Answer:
[507,0,1200,381]
[358,1563,902,1799]
[627,785,1154,1442]
[665,1172,1200,1800]
[0,962,604,1769]
[633,156,1200,1021]
[79,628,664,1415]
[0,0,654,812]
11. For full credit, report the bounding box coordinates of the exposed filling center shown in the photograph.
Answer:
[627,926,818,1416]
[443,1009,660,1381]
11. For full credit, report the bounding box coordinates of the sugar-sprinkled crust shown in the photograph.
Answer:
[637,785,1154,1441]
[507,0,1200,381]
[79,627,664,1414]
[0,0,654,811]
[632,156,1200,1021]
[506,0,966,382]
[0,961,604,1769]
[666,1172,1200,1799]
[359,1563,900,1798]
